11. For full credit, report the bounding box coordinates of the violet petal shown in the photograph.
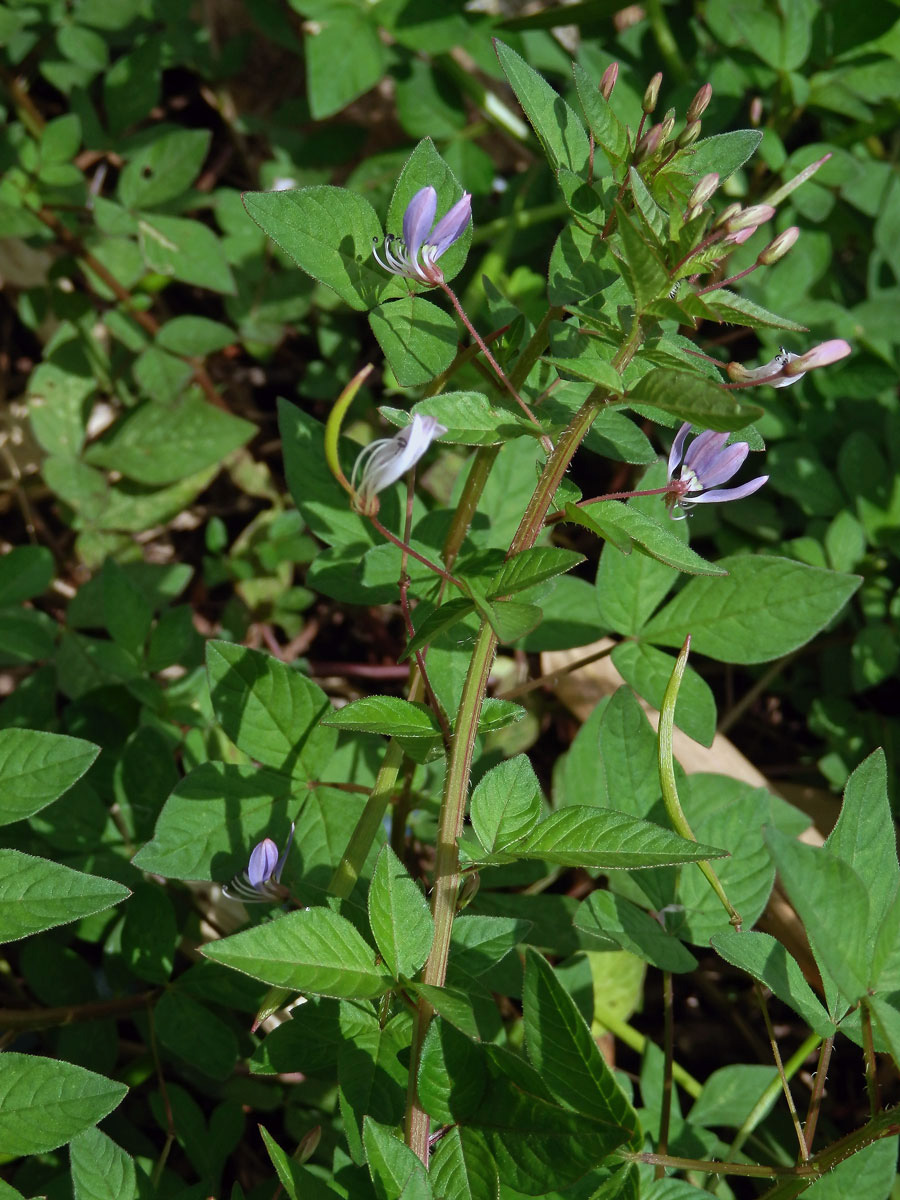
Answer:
[427,193,472,258]
[402,187,437,260]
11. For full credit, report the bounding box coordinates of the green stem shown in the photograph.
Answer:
[468,202,569,246]
[659,635,741,929]
[645,0,689,84]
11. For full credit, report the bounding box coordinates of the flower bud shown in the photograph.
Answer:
[783,338,851,375]
[634,123,663,163]
[688,172,719,209]
[723,203,776,233]
[297,1126,321,1165]
[676,119,701,149]
[713,202,742,229]
[660,108,676,141]
[599,62,619,101]
[642,71,663,114]
[686,83,712,123]
[749,96,763,127]
[757,225,799,265]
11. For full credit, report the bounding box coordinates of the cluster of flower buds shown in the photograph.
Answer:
[678,83,712,149]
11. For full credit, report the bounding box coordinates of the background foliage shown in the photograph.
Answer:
[1,0,898,1197]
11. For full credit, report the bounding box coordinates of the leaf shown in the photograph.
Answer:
[138,214,235,293]
[572,61,628,164]
[501,806,726,869]
[0,728,99,826]
[684,130,763,180]
[404,597,477,659]
[244,186,390,310]
[118,128,210,209]
[611,641,717,747]
[381,392,528,447]
[470,754,542,854]
[764,826,870,1002]
[410,985,481,1041]
[370,296,459,388]
[305,7,386,119]
[0,850,130,943]
[494,40,590,174]
[824,749,898,934]
[368,845,434,979]
[448,915,533,980]
[642,555,861,664]
[627,368,762,431]
[0,545,54,605]
[85,392,254,485]
[711,929,834,1037]
[364,1119,434,1200]
[157,315,235,355]
[132,762,295,881]
[487,547,584,598]
[575,891,697,973]
[206,640,336,778]
[429,1127,499,1200]
[615,204,669,310]
[524,949,642,1141]
[70,1127,137,1200]
[692,288,808,332]
[323,695,441,740]
[567,501,725,576]
[154,990,239,1081]
[0,1054,127,1155]
[202,907,392,999]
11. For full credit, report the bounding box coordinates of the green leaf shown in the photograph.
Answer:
[157,315,235,355]
[764,826,870,1003]
[575,891,697,973]
[572,62,629,165]
[410,985,481,1041]
[498,807,727,869]
[0,545,54,605]
[688,1064,780,1131]
[154,990,239,1080]
[202,907,392,999]
[615,204,669,310]
[611,641,717,747]
[118,129,210,209]
[824,749,898,934]
[304,8,385,119]
[487,547,584,598]
[0,728,99,825]
[368,845,434,979]
[41,112,82,164]
[711,929,834,1037]
[206,640,336,778]
[138,214,235,293]
[370,297,459,388]
[448,915,533,980]
[690,288,808,332]
[470,754,542,853]
[70,1127,137,1200]
[364,1119,434,1200]
[429,1127,499,1200]
[323,695,441,740]
[84,391,254,485]
[0,1054,127,1155]
[523,949,642,1141]
[244,186,389,310]
[567,500,725,576]
[494,40,590,174]
[132,763,295,881]
[120,882,177,984]
[259,1126,327,1200]
[0,849,129,943]
[102,558,154,654]
[477,597,543,644]
[642,555,861,664]
[685,130,763,180]
[381,392,528,447]
[627,368,762,431]
[404,598,477,659]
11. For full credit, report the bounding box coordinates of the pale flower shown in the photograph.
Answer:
[223,824,294,903]
[726,340,851,388]
[373,185,472,286]
[351,413,447,510]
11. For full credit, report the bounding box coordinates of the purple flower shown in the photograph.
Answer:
[373,185,471,286]
[223,823,294,904]
[666,424,768,516]
[726,340,851,388]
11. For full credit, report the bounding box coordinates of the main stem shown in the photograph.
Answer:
[404,384,614,1160]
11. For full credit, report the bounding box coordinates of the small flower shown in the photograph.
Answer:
[666,424,768,516]
[351,413,447,512]
[223,824,294,903]
[372,186,471,286]
[726,340,851,388]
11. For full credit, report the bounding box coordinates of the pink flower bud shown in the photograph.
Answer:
[660,108,676,140]
[688,173,719,209]
[677,120,701,149]
[782,339,851,374]
[713,202,742,229]
[634,123,663,163]
[749,96,763,126]
[757,226,799,265]
[724,203,776,233]
[687,83,712,123]
[643,72,663,114]
[599,62,619,100]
